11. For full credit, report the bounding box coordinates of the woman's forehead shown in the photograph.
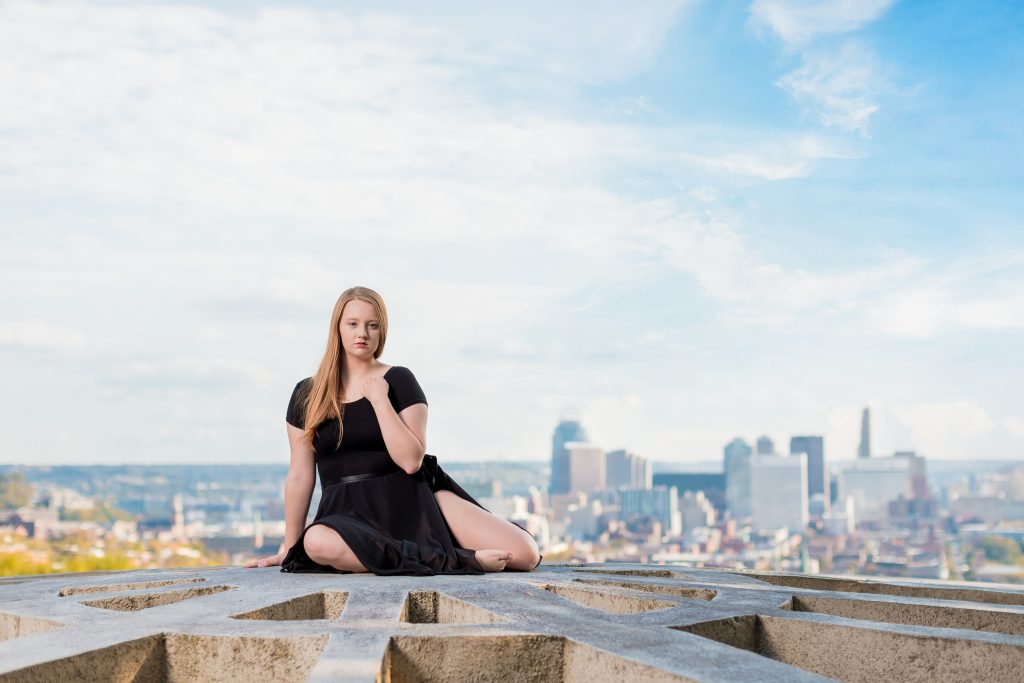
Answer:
[341,299,377,319]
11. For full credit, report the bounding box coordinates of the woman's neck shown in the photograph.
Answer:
[343,357,380,379]
[341,358,383,399]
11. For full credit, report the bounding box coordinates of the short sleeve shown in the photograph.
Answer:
[286,378,312,428]
[388,366,427,413]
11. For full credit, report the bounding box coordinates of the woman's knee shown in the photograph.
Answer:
[303,525,338,563]
[508,535,541,571]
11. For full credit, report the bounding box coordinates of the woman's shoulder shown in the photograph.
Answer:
[286,377,314,429]
[289,376,314,406]
[385,365,423,384]
[384,365,427,408]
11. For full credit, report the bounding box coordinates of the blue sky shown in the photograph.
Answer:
[1,0,1022,466]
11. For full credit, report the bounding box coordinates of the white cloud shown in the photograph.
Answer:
[685,136,853,180]
[869,288,945,338]
[195,325,227,343]
[0,1,691,235]
[826,403,865,461]
[378,0,693,84]
[657,129,860,181]
[581,394,651,453]
[867,254,1024,337]
[648,206,922,324]
[0,2,1019,466]
[0,0,846,266]
[750,0,895,48]
[889,400,999,459]
[892,400,998,438]
[609,95,661,117]
[776,41,888,134]
[689,152,816,181]
[0,0,1006,346]
[687,186,720,204]
[750,1,895,136]
[1003,417,1024,437]
[104,357,274,391]
[0,320,88,352]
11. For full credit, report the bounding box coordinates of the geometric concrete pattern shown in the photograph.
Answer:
[1,563,1022,682]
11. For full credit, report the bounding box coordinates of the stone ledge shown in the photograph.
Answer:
[0,563,1021,682]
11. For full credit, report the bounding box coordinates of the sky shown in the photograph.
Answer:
[1,0,1022,466]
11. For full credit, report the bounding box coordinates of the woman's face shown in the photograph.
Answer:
[339,299,381,359]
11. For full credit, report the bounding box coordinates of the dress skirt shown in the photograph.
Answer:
[281,455,487,575]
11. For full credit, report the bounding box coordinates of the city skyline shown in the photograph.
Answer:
[2,1,1023,465]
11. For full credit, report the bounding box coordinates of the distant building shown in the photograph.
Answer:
[549,420,588,495]
[548,491,587,522]
[894,451,929,499]
[950,495,1024,523]
[823,495,855,536]
[566,442,605,495]
[172,493,186,541]
[605,449,651,489]
[679,490,716,531]
[750,453,808,532]
[652,472,726,513]
[888,495,938,521]
[808,493,829,518]
[618,486,681,536]
[858,407,871,459]
[724,438,752,519]
[566,499,603,540]
[837,452,926,522]
[756,436,775,455]
[790,436,827,513]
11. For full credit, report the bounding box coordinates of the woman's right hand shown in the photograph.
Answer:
[242,552,286,568]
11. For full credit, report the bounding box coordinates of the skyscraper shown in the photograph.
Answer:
[750,453,808,532]
[605,449,651,489]
[894,450,929,499]
[756,435,775,455]
[837,453,923,521]
[857,407,871,459]
[618,486,681,536]
[790,435,827,510]
[679,490,716,530]
[549,420,588,495]
[653,472,727,512]
[724,437,752,519]
[566,442,606,495]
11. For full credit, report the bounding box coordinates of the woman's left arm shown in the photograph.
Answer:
[365,376,427,474]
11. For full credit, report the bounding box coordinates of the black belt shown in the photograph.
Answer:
[321,464,402,488]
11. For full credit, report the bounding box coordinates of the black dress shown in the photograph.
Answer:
[280,366,491,576]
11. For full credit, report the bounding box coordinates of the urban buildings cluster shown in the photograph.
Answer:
[2,407,1023,582]
[500,407,1024,582]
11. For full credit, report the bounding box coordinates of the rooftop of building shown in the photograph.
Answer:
[1,563,1023,681]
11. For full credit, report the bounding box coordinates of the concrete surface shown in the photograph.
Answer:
[0,563,1021,681]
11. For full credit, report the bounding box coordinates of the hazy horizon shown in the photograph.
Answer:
[2,1,1022,466]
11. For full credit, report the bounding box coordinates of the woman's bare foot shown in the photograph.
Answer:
[475,549,513,572]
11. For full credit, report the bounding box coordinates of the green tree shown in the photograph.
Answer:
[976,536,1022,564]
[0,553,55,576]
[0,471,33,509]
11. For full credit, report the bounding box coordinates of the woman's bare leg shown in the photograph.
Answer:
[434,490,541,571]
[303,524,368,572]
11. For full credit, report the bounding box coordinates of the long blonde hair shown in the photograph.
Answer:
[301,286,389,450]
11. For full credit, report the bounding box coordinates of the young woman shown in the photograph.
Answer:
[243,286,541,575]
